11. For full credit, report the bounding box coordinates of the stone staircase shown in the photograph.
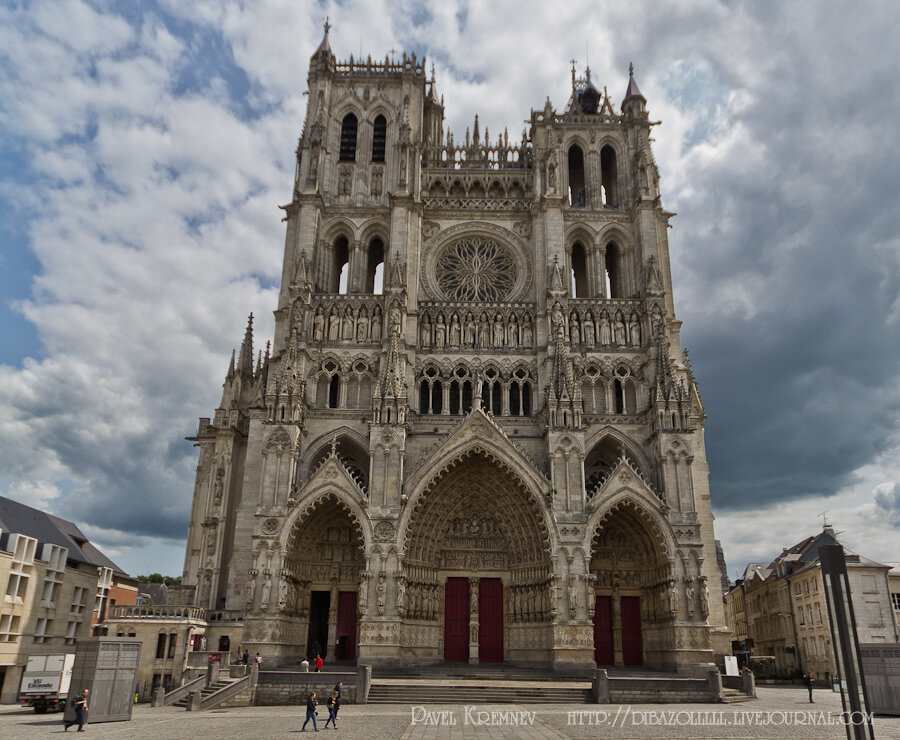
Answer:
[172,678,237,708]
[722,688,755,704]
[368,666,590,704]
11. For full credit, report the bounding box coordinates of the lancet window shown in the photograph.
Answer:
[339,113,358,162]
[568,144,586,207]
[600,145,618,206]
[371,115,386,162]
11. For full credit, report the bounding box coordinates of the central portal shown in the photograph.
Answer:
[404,449,552,665]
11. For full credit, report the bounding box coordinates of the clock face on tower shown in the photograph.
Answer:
[434,237,518,302]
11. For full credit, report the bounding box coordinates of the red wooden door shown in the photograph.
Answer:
[336,591,358,661]
[593,595,614,665]
[444,578,469,662]
[478,579,504,663]
[621,596,643,666]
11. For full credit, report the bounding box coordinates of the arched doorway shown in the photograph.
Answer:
[404,450,552,664]
[589,501,671,668]
[283,494,366,662]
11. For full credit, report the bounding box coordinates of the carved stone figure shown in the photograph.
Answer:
[356,309,369,341]
[278,578,289,611]
[313,307,325,340]
[569,313,580,344]
[260,576,272,611]
[551,303,565,334]
[583,312,595,346]
[492,314,504,347]
[699,576,710,617]
[420,315,432,347]
[245,575,256,609]
[522,315,534,348]
[478,312,490,349]
[506,314,518,346]
[435,314,446,349]
[371,306,382,340]
[327,307,340,340]
[629,312,641,347]
[599,311,612,344]
[568,579,578,619]
[449,313,461,346]
[396,578,406,616]
[684,576,695,618]
[376,579,386,616]
[614,312,627,345]
[342,307,354,340]
[464,312,476,346]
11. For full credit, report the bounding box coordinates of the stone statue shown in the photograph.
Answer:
[569,313,580,344]
[371,306,382,340]
[260,576,271,611]
[551,302,565,334]
[449,313,461,346]
[420,315,431,347]
[699,577,710,617]
[389,301,401,333]
[492,314,504,347]
[278,578,289,612]
[327,307,340,340]
[245,575,256,609]
[342,307,354,340]
[213,466,224,504]
[522,315,534,348]
[435,314,446,349]
[684,577,695,618]
[356,309,369,341]
[506,314,518,346]
[567,580,578,619]
[478,312,490,349]
[358,577,368,613]
[599,311,611,345]
[464,312,476,347]
[582,312,595,346]
[614,312,627,345]
[396,578,406,616]
[629,312,641,346]
[313,307,325,340]
[376,579,386,616]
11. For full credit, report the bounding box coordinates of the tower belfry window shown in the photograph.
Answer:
[339,113,358,162]
[601,145,617,206]
[571,241,588,298]
[372,115,386,162]
[568,145,586,206]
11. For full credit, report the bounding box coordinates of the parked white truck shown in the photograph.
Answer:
[18,654,75,713]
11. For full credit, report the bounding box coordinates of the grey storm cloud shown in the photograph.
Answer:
[874,483,900,527]
[0,0,898,562]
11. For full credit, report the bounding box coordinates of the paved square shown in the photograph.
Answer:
[1,687,898,739]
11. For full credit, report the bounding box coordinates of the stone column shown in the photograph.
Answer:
[593,243,607,299]
[612,589,624,667]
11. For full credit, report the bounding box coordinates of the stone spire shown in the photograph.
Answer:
[373,322,408,424]
[237,313,254,380]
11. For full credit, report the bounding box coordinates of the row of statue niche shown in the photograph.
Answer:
[653,575,709,619]
[312,304,383,343]
[508,583,551,623]
[550,303,648,348]
[404,581,441,621]
[419,310,535,350]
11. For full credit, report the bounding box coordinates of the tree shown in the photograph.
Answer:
[136,573,181,586]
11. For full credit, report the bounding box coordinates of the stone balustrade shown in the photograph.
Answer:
[109,604,208,620]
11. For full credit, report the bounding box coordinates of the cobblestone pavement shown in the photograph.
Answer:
[0,687,897,739]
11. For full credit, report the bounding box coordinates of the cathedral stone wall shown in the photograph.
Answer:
[173,32,730,674]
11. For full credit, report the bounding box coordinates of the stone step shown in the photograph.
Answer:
[367,684,592,704]
[172,680,235,707]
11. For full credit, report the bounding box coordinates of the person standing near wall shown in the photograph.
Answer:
[63,689,89,732]
[803,671,815,703]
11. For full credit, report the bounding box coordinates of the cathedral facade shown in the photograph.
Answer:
[180,28,730,673]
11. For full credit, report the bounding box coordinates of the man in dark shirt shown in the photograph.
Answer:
[64,689,89,732]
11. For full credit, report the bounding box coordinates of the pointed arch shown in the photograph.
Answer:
[282,488,373,558]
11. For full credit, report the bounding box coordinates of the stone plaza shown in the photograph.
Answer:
[1,686,898,739]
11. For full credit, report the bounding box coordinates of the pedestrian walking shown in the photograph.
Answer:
[63,688,89,732]
[314,654,323,672]
[333,680,343,697]
[301,691,318,732]
[803,671,815,703]
[324,690,341,729]
[242,649,249,665]
[255,653,264,665]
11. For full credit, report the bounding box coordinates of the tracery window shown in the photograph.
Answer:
[339,114,358,162]
[435,238,517,302]
[371,115,386,162]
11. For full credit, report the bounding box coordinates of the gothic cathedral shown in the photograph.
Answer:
[181,27,730,673]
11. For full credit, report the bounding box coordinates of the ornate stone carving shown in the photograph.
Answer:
[435,237,517,302]
[262,518,280,535]
[374,520,395,541]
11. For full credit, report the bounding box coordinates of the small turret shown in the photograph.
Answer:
[622,63,647,117]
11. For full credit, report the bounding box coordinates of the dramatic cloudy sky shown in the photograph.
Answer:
[1,0,898,579]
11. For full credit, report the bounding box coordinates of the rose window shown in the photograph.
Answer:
[435,238,517,301]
